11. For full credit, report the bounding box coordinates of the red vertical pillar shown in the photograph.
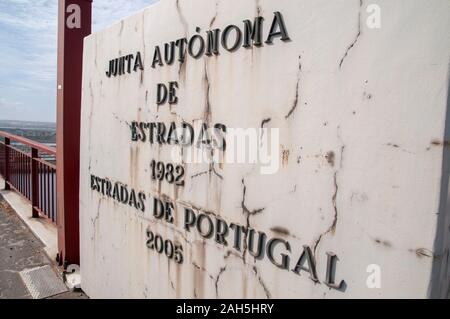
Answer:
[56,0,92,267]
[4,137,10,190]
[31,148,39,218]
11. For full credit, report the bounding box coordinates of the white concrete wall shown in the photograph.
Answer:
[79,0,450,298]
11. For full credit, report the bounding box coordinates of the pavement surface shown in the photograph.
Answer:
[0,197,87,299]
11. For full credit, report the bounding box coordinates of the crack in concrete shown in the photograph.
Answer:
[260,118,272,147]
[175,0,188,77]
[241,179,265,217]
[241,179,265,262]
[191,261,214,280]
[214,266,226,297]
[91,198,103,233]
[191,170,209,179]
[223,249,243,260]
[112,113,132,128]
[285,55,301,119]
[209,163,223,180]
[339,0,363,69]
[339,145,345,169]
[203,61,212,123]
[261,118,271,128]
[209,0,219,28]
[253,266,271,298]
[331,171,339,233]
[313,144,344,256]
[178,58,187,78]
[203,61,224,181]
[168,106,189,124]
[190,162,223,181]
[141,14,146,85]
[385,143,414,154]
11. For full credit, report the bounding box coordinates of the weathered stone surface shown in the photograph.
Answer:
[79,0,450,298]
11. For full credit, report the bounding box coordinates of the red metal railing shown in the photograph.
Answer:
[0,131,57,223]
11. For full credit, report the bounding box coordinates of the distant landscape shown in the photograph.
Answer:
[0,120,56,146]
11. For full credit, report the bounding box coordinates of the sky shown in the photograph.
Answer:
[0,0,158,123]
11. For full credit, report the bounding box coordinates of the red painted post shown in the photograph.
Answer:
[31,148,39,218]
[4,137,10,190]
[56,0,92,267]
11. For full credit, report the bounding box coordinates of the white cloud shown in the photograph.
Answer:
[0,97,25,113]
[0,0,58,84]
[0,0,158,122]
[93,0,158,31]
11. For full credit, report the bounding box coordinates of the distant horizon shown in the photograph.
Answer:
[0,119,56,125]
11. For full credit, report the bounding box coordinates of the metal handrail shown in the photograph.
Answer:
[0,130,56,154]
[0,130,57,223]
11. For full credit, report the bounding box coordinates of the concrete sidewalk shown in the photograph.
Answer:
[0,177,58,261]
[0,196,86,299]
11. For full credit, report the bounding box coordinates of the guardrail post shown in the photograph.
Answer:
[56,0,92,267]
[31,148,39,218]
[4,137,10,190]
